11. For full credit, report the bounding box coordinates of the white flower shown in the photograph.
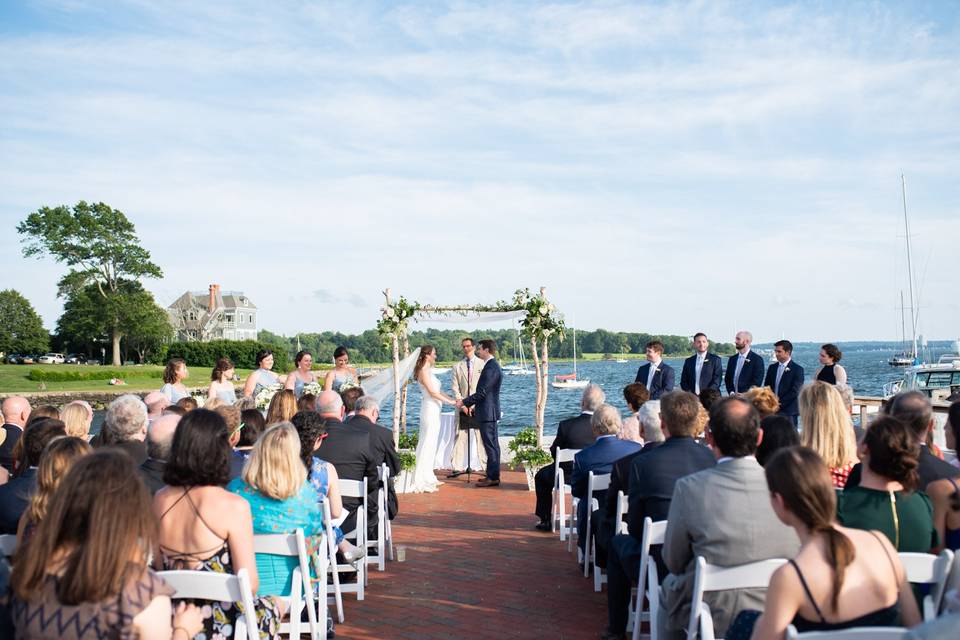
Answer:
[386,307,397,319]
[539,304,548,315]
[548,304,555,312]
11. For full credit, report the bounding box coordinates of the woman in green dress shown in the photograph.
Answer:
[837,415,938,552]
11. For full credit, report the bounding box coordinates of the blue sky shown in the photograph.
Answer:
[1,1,959,343]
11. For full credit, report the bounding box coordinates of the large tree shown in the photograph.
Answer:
[18,201,163,365]
[0,289,50,355]
[57,281,173,363]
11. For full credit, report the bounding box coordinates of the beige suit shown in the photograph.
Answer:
[450,355,487,471]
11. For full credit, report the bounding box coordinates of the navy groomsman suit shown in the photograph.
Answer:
[680,353,723,394]
[764,359,805,423]
[724,350,765,394]
[634,362,675,400]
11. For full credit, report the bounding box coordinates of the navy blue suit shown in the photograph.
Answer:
[0,467,37,534]
[633,362,675,400]
[680,353,723,394]
[724,350,766,394]
[571,435,643,552]
[462,357,503,481]
[764,359,805,420]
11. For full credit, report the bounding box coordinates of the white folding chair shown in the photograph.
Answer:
[630,518,668,640]
[332,478,368,598]
[159,568,259,640]
[786,626,910,639]
[899,550,954,621]
[0,534,17,558]
[253,528,325,640]
[365,464,392,572]
[615,490,629,535]
[688,556,788,640]
[583,471,611,579]
[590,479,621,591]
[551,448,580,540]
[320,500,345,624]
[942,550,960,615]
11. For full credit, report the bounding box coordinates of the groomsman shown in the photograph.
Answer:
[680,333,723,395]
[724,330,765,394]
[634,341,675,400]
[764,339,804,424]
[448,337,487,478]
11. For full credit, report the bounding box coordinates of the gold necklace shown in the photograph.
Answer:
[888,490,900,549]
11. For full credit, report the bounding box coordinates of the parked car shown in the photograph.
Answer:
[20,355,36,365]
[65,353,83,364]
[5,354,22,364]
[38,353,65,364]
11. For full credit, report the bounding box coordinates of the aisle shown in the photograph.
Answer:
[338,470,607,639]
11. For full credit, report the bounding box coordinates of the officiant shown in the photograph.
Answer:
[447,337,487,478]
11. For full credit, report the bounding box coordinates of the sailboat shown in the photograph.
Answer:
[615,347,628,363]
[889,174,920,368]
[503,321,535,375]
[552,324,589,389]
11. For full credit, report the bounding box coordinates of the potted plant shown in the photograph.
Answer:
[395,432,419,493]
[508,427,552,491]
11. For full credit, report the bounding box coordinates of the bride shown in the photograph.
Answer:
[407,345,457,493]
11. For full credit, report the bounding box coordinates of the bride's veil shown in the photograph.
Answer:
[360,347,422,407]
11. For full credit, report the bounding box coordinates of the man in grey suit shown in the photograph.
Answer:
[659,397,799,640]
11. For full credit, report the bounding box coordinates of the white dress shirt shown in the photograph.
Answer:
[647,360,662,390]
[694,353,706,395]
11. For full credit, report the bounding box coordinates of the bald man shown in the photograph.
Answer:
[139,413,180,494]
[0,396,31,473]
[724,330,765,394]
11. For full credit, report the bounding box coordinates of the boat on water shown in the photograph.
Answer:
[505,326,535,376]
[615,347,628,363]
[552,324,590,389]
[890,176,921,368]
[883,351,960,399]
[432,367,451,375]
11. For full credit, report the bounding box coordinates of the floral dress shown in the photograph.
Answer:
[309,457,345,544]
[159,489,280,640]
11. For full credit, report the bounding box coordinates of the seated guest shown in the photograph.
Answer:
[160,357,190,403]
[757,415,800,467]
[98,394,149,464]
[595,400,664,568]
[208,356,237,405]
[657,397,799,640]
[927,401,960,551]
[154,409,281,637]
[735,447,920,639]
[297,393,317,413]
[266,389,297,427]
[846,390,959,490]
[619,383,650,443]
[0,418,66,534]
[60,400,93,440]
[175,396,198,412]
[0,396,31,473]
[10,450,204,639]
[238,408,266,454]
[533,384,604,531]
[17,436,91,544]
[699,387,722,412]
[163,405,186,417]
[744,386,780,419]
[350,396,400,520]
[143,390,170,422]
[601,392,716,639]
[763,340,805,424]
[284,349,320,398]
[838,415,937,552]
[799,382,858,488]
[29,405,60,422]
[215,404,245,480]
[229,423,325,596]
[814,343,848,386]
[313,391,378,538]
[291,410,365,563]
[634,340,675,400]
[341,386,364,420]
[139,413,180,495]
[571,405,643,553]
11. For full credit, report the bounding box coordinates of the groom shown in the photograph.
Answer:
[457,339,503,487]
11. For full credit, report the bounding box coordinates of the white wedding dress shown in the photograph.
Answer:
[407,370,444,493]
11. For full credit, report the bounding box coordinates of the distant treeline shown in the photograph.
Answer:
[256,328,735,364]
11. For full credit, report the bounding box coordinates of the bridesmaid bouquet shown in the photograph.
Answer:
[301,381,323,396]
[255,383,283,410]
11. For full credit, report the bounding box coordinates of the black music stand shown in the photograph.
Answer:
[458,411,480,483]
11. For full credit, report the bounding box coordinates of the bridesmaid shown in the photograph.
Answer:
[243,349,287,398]
[160,358,190,403]
[208,357,237,405]
[323,346,359,392]
[284,350,319,398]
[815,343,848,386]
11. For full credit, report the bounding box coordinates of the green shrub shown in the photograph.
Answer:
[162,340,291,370]
[508,427,552,468]
[27,368,165,382]
[399,451,417,471]
[398,432,419,450]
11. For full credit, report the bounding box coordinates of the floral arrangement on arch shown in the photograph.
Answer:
[511,288,566,343]
[377,296,423,342]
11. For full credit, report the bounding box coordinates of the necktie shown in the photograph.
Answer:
[647,364,657,390]
[733,354,745,391]
[775,363,786,394]
[695,356,704,394]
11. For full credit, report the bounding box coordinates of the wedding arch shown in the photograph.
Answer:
[374,287,565,447]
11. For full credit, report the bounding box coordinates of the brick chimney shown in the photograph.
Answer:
[208,284,217,310]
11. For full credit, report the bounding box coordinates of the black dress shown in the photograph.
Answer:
[816,364,837,384]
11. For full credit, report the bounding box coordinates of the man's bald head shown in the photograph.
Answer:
[143,391,169,417]
[146,413,180,461]
[316,390,344,420]
[1,396,31,428]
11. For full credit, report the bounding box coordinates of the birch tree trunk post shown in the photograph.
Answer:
[531,334,544,446]
[385,289,402,447]
[538,337,550,446]
[399,334,410,433]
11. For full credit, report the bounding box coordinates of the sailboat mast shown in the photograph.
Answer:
[899,290,907,351]
[901,174,918,358]
[573,325,578,377]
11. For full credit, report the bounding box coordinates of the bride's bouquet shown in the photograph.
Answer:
[254,383,283,410]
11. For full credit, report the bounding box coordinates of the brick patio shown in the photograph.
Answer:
[337,470,606,640]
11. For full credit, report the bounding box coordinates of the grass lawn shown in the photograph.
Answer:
[0,364,255,394]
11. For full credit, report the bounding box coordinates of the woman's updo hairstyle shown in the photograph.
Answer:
[863,415,920,492]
